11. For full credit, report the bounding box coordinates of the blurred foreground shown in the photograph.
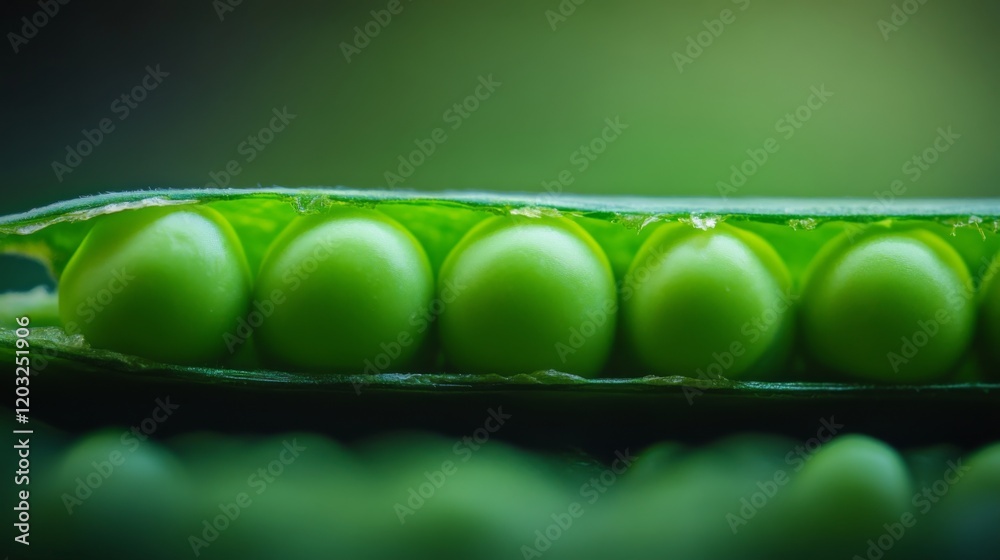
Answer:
[7,415,999,560]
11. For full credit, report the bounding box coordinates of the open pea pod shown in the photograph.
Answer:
[2,188,999,446]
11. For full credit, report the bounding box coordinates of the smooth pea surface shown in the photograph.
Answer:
[58,206,252,365]
[801,229,975,382]
[437,216,616,376]
[254,208,434,372]
[623,223,792,378]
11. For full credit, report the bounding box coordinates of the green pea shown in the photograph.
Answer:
[782,434,912,540]
[58,206,252,365]
[47,430,193,560]
[801,229,975,382]
[438,216,616,376]
[623,223,792,378]
[254,208,433,372]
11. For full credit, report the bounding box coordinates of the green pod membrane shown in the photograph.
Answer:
[1,189,999,396]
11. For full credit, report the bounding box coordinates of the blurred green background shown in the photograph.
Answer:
[2,0,998,216]
[3,5,1000,556]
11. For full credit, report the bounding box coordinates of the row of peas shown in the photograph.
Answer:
[57,204,1000,382]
